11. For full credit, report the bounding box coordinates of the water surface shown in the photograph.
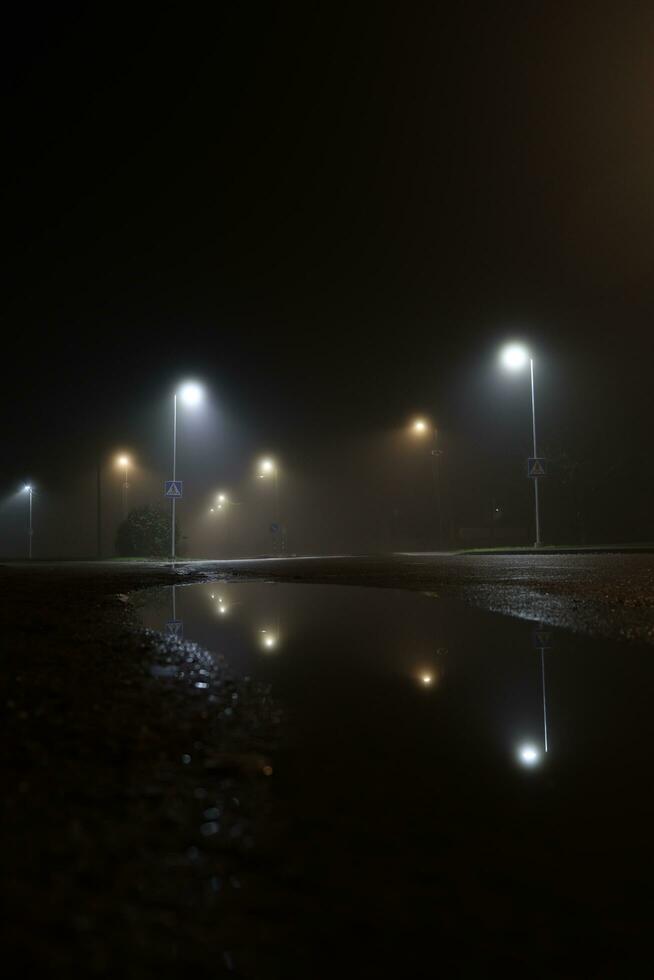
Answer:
[139,581,654,974]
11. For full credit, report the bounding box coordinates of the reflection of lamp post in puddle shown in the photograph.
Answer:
[259,629,278,651]
[516,624,553,766]
[415,648,447,689]
[167,584,183,637]
[534,624,553,754]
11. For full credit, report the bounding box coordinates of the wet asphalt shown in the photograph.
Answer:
[1,552,653,977]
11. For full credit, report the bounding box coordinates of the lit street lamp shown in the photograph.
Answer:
[23,484,34,559]
[500,344,542,547]
[170,381,204,561]
[208,491,231,556]
[258,457,283,555]
[410,417,444,548]
[517,743,541,767]
[116,454,130,518]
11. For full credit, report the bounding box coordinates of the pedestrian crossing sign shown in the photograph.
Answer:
[165,480,183,497]
[527,458,547,478]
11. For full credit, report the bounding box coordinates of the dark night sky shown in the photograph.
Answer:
[1,3,653,553]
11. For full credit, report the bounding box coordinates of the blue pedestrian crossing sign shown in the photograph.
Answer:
[527,457,547,478]
[165,480,183,497]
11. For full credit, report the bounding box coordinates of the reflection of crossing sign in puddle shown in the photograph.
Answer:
[166,619,183,637]
[533,629,552,648]
[527,457,547,478]
[165,480,183,497]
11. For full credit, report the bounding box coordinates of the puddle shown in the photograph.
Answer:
[138,581,654,972]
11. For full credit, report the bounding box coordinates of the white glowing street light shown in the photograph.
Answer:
[23,484,34,559]
[170,381,204,561]
[258,457,283,555]
[500,343,542,547]
[517,743,541,767]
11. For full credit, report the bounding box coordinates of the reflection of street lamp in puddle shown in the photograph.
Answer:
[260,629,278,651]
[209,593,229,615]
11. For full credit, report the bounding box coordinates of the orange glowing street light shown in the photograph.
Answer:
[116,454,131,517]
[408,416,444,548]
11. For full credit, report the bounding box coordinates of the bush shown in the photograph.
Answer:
[115,505,178,557]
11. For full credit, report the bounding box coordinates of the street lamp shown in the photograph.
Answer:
[409,417,444,548]
[258,457,283,555]
[23,484,34,559]
[500,344,542,547]
[116,454,130,518]
[517,743,541,767]
[170,381,204,561]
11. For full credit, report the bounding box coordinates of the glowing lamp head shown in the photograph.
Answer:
[117,455,129,468]
[501,344,529,371]
[179,381,203,406]
[413,418,428,434]
[260,458,275,475]
[421,673,433,686]
[217,493,227,503]
[517,743,541,767]
[24,484,32,493]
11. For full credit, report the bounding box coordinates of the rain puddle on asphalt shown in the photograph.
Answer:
[138,581,654,975]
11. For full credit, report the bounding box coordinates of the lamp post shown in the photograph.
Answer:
[209,492,229,557]
[258,457,282,555]
[23,484,34,559]
[170,382,203,562]
[410,418,444,549]
[500,344,542,547]
[116,455,130,518]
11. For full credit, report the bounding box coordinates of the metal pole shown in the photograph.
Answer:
[171,393,177,561]
[97,456,102,558]
[123,464,129,519]
[430,427,443,549]
[540,648,548,752]
[530,358,542,547]
[28,488,33,560]
[274,468,283,555]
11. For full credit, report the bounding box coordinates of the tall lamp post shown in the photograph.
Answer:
[500,344,542,548]
[23,484,34,559]
[170,382,203,561]
[116,455,130,518]
[411,418,444,549]
[258,457,282,554]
